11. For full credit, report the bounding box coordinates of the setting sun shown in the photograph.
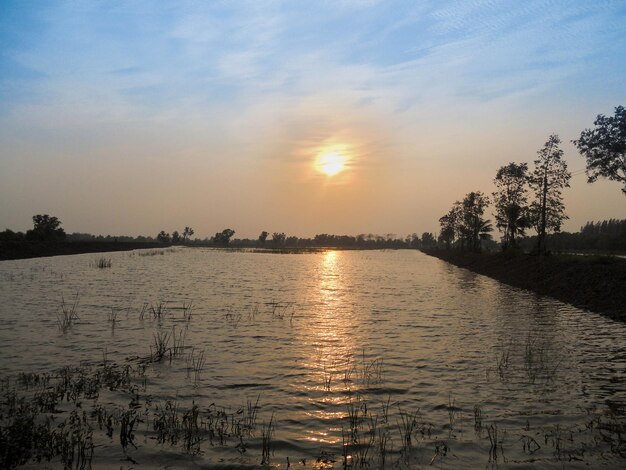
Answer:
[317,152,346,176]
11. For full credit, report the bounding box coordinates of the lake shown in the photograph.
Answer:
[1,248,625,468]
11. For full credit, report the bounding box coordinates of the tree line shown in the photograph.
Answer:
[1,213,623,253]
[438,105,625,254]
[1,107,622,253]
[519,219,626,253]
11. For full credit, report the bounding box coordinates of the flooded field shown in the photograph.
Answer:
[1,248,625,468]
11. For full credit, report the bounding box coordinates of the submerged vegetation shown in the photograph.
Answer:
[92,256,112,268]
[56,294,80,332]
[2,341,625,468]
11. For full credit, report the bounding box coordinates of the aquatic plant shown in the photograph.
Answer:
[261,413,275,465]
[487,423,504,463]
[396,405,420,450]
[171,326,186,358]
[185,348,206,383]
[149,302,167,319]
[267,300,295,320]
[56,293,79,332]
[182,402,202,453]
[107,307,118,327]
[151,331,170,362]
[474,404,483,434]
[120,409,138,451]
[182,300,193,320]
[94,257,112,268]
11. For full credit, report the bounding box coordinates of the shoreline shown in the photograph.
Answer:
[0,242,408,260]
[0,240,171,261]
[422,249,626,321]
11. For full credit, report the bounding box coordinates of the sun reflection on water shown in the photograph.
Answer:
[293,250,363,442]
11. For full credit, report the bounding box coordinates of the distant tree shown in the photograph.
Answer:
[258,231,269,244]
[156,231,171,243]
[493,162,530,249]
[271,232,286,246]
[214,228,235,246]
[182,226,194,242]
[459,191,492,252]
[408,233,421,248]
[171,231,181,244]
[421,232,437,248]
[438,211,457,249]
[26,214,66,241]
[573,105,626,195]
[528,134,571,254]
[0,229,25,241]
[285,236,299,246]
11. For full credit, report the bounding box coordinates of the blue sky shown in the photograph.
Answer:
[1,0,625,237]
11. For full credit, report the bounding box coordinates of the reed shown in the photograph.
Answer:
[361,357,384,386]
[186,348,206,382]
[224,309,242,328]
[487,423,503,463]
[380,395,392,424]
[182,300,193,320]
[243,394,261,433]
[520,433,541,454]
[107,307,118,326]
[120,409,138,450]
[138,249,165,256]
[171,326,186,358]
[377,427,392,468]
[474,404,483,434]
[150,302,167,319]
[261,413,275,465]
[447,394,458,430]
[153,400,181,445]
[496,347,510,379]
[248,303,260,321]
[57,293,79,332]
[138,302,148,320]
[151,331,170,362]
[429,441,449,466]
[396,405,420,450]
[268,300,294,320]
[94,257,112,268]
[182,401,202,453]
[322,358,337,391]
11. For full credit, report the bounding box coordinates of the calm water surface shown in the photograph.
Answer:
[0,248,625,468]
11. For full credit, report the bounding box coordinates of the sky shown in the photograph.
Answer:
[1,0,625,239]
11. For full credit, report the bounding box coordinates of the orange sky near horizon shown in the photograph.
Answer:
[0,1,624,239]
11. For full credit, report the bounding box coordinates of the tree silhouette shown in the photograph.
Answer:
[271,232,286,246]
[460,191,492,252]
[573,105,626,195]
[171,231,181,244]
[493,162,530,249]
[182,227,194,243]
[26,214,66,241]
[258,231,269,244]
[437,193,491,252]
[156,231,171,243]
[528,134,571,254]
[214,228,235,246]
[419,232,435,248]
[438,207,460,249]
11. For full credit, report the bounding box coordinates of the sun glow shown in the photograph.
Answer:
[317,152,346,176]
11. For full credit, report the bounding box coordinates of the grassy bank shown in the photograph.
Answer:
[423,249,626,321]
[0,241,170,261]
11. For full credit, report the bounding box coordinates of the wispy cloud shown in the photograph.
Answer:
[0,1,624,235]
